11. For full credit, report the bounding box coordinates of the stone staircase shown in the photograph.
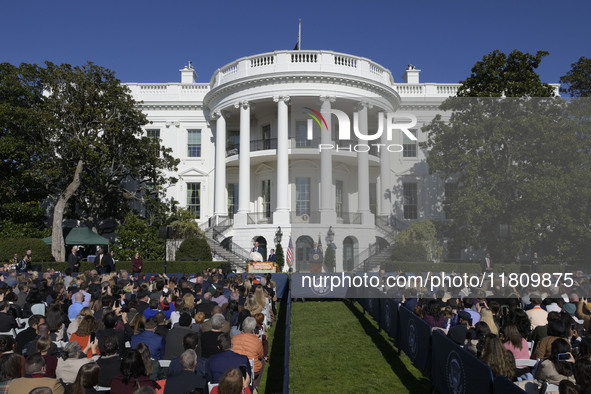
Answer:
[353,215,407,272]
[204,217,249,271]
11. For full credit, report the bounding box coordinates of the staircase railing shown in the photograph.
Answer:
[354,241,391,272]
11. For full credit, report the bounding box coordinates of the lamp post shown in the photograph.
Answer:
[325,226,336,272]
[274,226,283,245]
[326,226,334,245]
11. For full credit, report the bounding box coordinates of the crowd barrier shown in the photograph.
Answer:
[355,287,527,394]
[283,286,292,394]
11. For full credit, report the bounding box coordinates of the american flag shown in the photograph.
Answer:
[287,236,294,266]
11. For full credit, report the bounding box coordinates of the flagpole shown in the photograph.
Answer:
[298,18,301,50]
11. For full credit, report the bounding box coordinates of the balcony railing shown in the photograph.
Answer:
[251,138,277,151]
[210,50,395,89]
[226,139,278,156]
[337,212,362,224]
[226,137,380,157]
[247,212,273,225]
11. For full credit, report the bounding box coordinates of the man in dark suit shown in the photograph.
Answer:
[130,317,166,360]
[163,349,206,394]
[67,247,80,273]
[267,249,276,262]
[96,335,122,386]
[309,242,323,263]
[208,333,252,383]
[0,301,18,332]
[481,252,493,273]
[15,315,44,355]
[165,312,194,360]
[251,241,261,254]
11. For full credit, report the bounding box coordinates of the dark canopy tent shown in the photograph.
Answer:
[41,227,109,246]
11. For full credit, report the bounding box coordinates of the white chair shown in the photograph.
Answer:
[208,382,219,394]
[250,358,255,374]
[515,359,537,367]
[527,341,534,356]
[16,317,29,329]
[53,341,67,349]
[125,341,131,348]
[545,383,559,393]
[31,303,45,316]
[159,359,171,368]
[0,329,16,338]
[94,386,110,392]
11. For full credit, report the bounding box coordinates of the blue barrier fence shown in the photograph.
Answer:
[355,290,526,394]
[282,286,292,394]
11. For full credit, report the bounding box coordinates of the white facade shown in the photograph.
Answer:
[125,50,463,271]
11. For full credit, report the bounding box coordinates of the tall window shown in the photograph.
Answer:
[369,182,377,214]
[262,124,271,150]
[444,182,458,219]
[147,129,160,140]
[227,183,238,218]
[295,121,310,147]
[403,129,418,158]
[335,180,343,218]
[187,129,202,158]
[262,180,271,218]
[227,131,240,155]
[187,183,201,218]
[296,178,310,216]
[403,182,418,219]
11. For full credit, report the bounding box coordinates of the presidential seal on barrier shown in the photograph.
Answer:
[446,350,465,394]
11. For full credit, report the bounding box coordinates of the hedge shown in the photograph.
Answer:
[380,261,567,274]
[0,238,53,262]
[35,261,227,273]
[176,237,212,262]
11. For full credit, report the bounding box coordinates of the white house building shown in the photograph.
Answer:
[125,50,463,271]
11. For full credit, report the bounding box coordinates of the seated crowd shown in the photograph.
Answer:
[397,276,591,394]
[0,266,278,394]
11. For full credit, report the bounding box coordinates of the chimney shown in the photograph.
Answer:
[402,64,420,84]
[180,61,197,83]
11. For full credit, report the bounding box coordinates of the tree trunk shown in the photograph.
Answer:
[52,160,84,262]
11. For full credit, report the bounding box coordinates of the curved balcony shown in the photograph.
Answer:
[210,50,395,89]
[225,138,382,159]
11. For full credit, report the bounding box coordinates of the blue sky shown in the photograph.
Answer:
[1,1,589,87]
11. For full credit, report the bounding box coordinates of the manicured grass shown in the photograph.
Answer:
[258,300,286,394]
[289,300,431,393]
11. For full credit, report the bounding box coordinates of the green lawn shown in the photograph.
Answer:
[258,300,286,394]
[288,300,431,393]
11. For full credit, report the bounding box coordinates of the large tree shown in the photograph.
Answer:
[0,63,49,237]
[423,50,590,263]
[1,62,179,261]
[560,57,591,97]
[560,57,591,256]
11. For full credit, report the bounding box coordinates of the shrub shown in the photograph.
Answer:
[324,246,336,272]
[175,237,212,262]
[0,238,53,262]
[394,220,444,262]
[275,243,285,270]
[391,242,428,262]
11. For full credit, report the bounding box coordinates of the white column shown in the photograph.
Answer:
[234,101,251,226]
[273,96,290,225]
[355,102,373,225]
[320,96,337,225]
[213,111,228,219]
[379,124,391,216]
